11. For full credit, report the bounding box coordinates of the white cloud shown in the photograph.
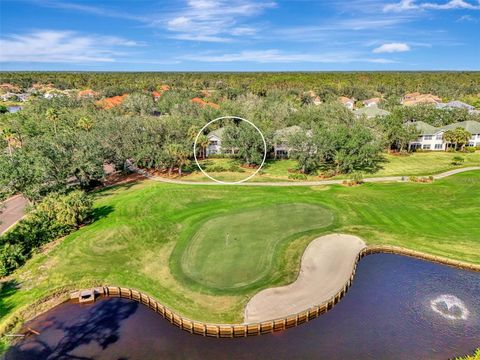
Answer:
[373,42,411,53]
[160,0,276,42]
[384,0,480,12]
[179,49,395,63]
[0,30,140,63]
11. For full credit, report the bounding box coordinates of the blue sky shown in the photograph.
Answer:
[0,0,479,71]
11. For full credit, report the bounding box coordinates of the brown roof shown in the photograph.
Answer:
[339,96,354,104]
[78,89,98,98]
[402,93,441,106]
[96,94,128,110]
[0,83,21,93]
[190,97,220,109]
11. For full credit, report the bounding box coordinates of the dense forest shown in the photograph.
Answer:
[1,72,479,201]
[1,71,480,100]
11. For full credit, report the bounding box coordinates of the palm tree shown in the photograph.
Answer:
[46,108,60,136]
[1,128,20,156]
[197,133,209,159]
[77,116,93,131]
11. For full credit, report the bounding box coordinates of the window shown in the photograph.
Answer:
[423,135,433,140]
[423,144,431,150]
[210,140,218,146]
[434,144,443,150]
[436,134,443,140]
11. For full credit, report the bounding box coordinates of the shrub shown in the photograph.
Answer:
[0,243,25,276]
[288,173,307,180]
[349,171,364,184]
[464,146,476,153]
[451,156,465,166]
[0,191,93,276]
[409,176,434,183]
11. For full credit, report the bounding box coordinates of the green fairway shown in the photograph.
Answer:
[179,203,333,291]
[181,152,480,182]
[1,170,480,333]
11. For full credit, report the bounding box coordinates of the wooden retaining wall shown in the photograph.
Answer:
[71,246,480,338]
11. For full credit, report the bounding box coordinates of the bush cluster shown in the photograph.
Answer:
[0,190,92,276]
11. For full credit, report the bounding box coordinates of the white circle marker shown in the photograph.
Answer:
[193,116,267,184]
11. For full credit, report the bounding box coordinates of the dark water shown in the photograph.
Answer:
[6,254,480,360]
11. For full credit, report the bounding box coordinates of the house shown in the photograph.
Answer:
[363,98,382,107]
[442,121,480,147]
[354,105,390,118]
[339,96,355,110]
[206,128,224,156]
[78,89,98,98]
[190,97,220,109]
[273,126,302,158]
[152,91,162,101]
[95,94,128,110]
[0,83,21,93]
[408,120,480,150]
[401,92,442,106]
[436,100,475,112]
[408,121,445,151]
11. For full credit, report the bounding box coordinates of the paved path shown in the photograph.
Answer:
[135,166,480,187]
[244,234,366,323]
[0,195,28,235]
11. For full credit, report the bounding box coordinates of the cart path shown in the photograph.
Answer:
[0,195,28,235]
[133,166,480,187]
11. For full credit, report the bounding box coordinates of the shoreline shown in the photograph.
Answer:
[3,238,480,341]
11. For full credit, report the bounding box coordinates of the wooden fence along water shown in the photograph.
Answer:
[70,245,480,338]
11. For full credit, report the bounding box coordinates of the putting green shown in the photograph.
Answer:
[179,203,334,291]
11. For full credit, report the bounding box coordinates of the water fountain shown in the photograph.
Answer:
[430,294,469,320]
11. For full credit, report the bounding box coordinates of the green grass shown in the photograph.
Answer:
[176,203,333,292]
[1,170,479,333]
[181,152,480,182]
[371,152,480,177]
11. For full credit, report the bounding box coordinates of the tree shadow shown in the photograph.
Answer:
[5,298,139,360]
[90,205,114,223]
[0,280,20,318]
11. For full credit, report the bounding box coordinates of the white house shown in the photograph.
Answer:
[436,100,475,112]
[206,128,224,156]
[363,98,382,107]
[273,126,302,158]
[408,120,480,151]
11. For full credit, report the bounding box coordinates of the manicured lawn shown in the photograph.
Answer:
[372,152,480,177]
[177,203,333,292]
[181,152,480,182]
[1,170,479,333]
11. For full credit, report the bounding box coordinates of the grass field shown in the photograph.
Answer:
[177,203,333,292]
[181,152,480,182]
[1,170,480,334]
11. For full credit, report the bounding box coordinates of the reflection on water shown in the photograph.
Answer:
[6,254,480,360]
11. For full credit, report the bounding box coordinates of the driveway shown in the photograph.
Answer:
[0,195,28,234]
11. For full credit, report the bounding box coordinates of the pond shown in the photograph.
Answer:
[7,106,22,113]
[5,254,480,359]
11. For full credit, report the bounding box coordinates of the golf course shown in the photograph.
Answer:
[1,170,480,338]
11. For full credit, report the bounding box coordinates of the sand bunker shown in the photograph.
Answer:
[244,233,366,323]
